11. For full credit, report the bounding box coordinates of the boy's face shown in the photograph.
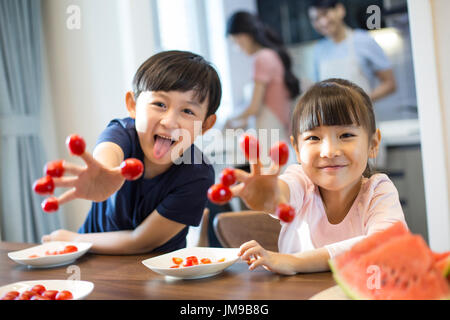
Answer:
[308,4,346,38]
[127,90,216,167]
[291,125,380,193]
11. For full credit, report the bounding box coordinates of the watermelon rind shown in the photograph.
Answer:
[328,259,368,300]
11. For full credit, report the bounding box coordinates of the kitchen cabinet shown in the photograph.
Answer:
[379,144,428,242]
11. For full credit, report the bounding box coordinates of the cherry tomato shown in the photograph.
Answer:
[28,254,40,259]
[44,160,65,178]
[170,265,180,268]
[269,141,289,166]
[33,175,55,195]
[186,256,199,265]
[42,290,59,300]
[172,257,183,265]
[55,290,73,300]
[66,134,86,155]
[1,291,20,300]
[30,294,50,300]
[220,168,236,187]
[120,158,144,180]
[276,203,295,223]
[207,183,232,205]
[183,260,194,267]
[217,258,226,263]
[41,197,59,213]
[31,284,46,295]
[45,250,58,255]
[62,245,78,254]
[18,290,37,300]
[200,258,211,264]
[239,134,260,162]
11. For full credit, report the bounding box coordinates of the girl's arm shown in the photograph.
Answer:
[239,240,331,274]
[43,208,186,255]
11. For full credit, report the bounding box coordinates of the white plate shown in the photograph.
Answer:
[8,241,92,268]
[142,247,240,279]
[0,280,94,300]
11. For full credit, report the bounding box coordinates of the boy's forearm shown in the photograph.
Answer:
[74,230,153,255]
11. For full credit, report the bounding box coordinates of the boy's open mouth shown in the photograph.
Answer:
[153,134,178,159]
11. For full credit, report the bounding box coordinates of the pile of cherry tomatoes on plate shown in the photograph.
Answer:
[1,284,73,300]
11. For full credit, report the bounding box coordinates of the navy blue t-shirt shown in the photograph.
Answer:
[78,118,215,253]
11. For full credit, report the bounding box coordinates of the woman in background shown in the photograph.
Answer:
[225,11,300,146]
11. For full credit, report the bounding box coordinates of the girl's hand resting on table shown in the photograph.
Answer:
[238,240,298,275]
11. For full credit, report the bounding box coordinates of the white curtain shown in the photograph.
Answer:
[0,0,60,242]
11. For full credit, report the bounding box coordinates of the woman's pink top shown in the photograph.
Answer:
[276,164,407,258]
[253,48,291,129]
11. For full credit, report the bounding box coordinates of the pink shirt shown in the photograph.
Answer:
[277,164,407,258]
[253,48,291,129]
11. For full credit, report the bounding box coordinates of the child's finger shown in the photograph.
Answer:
[229,183,244,197]
[53,176,78,188]
[248,256,265,271]
[78,151,97,168]
[62,161,85,176]
[238,240,259,256]
[250,158,262,176]
[57,188,77,206]
[233,168,250,183]
[240,245,265,262]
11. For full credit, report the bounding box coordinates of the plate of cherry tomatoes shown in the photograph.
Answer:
[0,280,94,300]
[8,241,92,268]
[142,247,240,279]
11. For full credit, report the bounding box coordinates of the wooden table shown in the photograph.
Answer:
[0,242,336,300]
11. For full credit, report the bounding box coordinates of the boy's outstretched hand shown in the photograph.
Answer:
[33,134,144,212]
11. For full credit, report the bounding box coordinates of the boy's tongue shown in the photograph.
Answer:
[153,135,172,159]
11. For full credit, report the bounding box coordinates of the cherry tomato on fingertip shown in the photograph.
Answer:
[239,134,260,162]
[44,159,65,178]
[33,175,55,195]
[207,183,232,205]
[41,197,59,213]
[276,203,295,223]
[66,134,86,155]
[269,141,289,166]
[220,168,236,187]
[120,158,144,180]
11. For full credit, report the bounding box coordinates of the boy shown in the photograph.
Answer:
[41,51,221,254]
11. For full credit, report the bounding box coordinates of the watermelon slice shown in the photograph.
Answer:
[330,223,450,300]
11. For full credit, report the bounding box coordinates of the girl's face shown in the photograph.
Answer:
[292,125,380,192]
[127,90,215,169]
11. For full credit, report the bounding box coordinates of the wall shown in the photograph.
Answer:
[408,0,450,251]
[41,0,156,231]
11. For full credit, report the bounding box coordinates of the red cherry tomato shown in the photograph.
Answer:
[239,134,260,162]
[200,258,212,264]
[220,168,236,187]
[41,197,59,213]
[31,284,46,295]
[186,256,199,265]
[269,141,289,166]
[30,294,50,300]
[18,290,37,300]
[66,134,86,155]
[44,160,65,178]
[33,175,55,195]
[42,290,59,300]
[207,183,232,205]
[28,254,40,259]
[170,265,180,268]
[120,158,144,180]
[183,260,194,267]
[55,290,73,300]
[276,203,295,223]
[172,257,183,265]
[45,250,58,255]
[1,291,19,300]
[61,245,78,254]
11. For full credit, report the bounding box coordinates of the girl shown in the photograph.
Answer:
[225,11,300,146]
[232,78,406,274]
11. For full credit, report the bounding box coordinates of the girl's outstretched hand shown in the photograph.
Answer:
[229,134,288,212]
[238,240,298,275]
[33,134,144,212]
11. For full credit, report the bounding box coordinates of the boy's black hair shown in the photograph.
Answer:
[310,0,339,9]
[132,50,222,119]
